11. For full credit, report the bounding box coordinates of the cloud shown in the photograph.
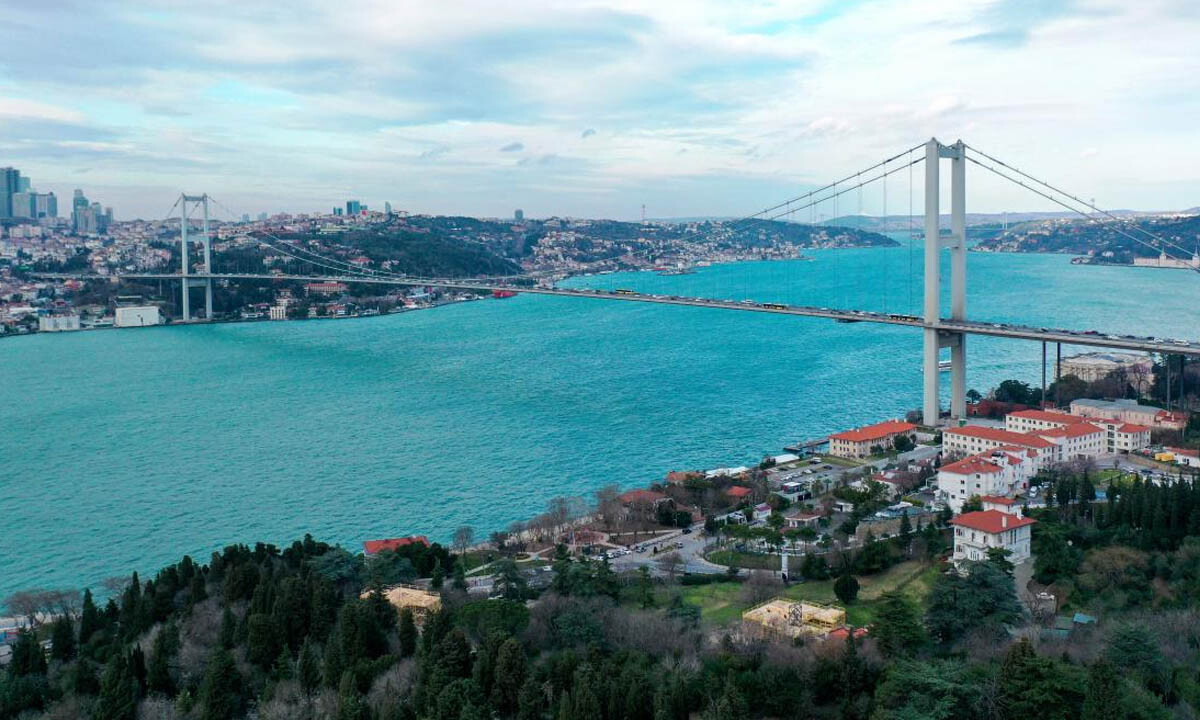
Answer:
[499,142,524,152]
[581,128,596,138]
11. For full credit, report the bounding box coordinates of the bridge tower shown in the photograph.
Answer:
[922,139,967,426]
[178,194,213,321]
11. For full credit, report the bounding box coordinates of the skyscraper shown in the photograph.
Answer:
[346,200,361,215]
[11,192,35,218]
[514,209,524,222]
[0,167,21,219]
[72,189,89,232]
[35,193,57,219]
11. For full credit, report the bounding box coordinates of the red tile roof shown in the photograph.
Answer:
[829,420,916,443]
[944,425,1056,449]
[951,510,1035,534]
[619,489,667,504]
[1116,423,1151,434]
[1034,423,1103,439]
[828,626,870,640]
[363,536,431,555]
[726,485,753,498]
[940,455,1004,475]
[1168,446,1200,458]
[980,495,1019,505]
[1007,409,1080,424]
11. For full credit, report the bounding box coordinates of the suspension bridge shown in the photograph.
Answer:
[36,138,1200,426]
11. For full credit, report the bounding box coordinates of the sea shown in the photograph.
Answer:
[2,238,1198,598]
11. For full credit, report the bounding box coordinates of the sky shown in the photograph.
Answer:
[2,0,1199,221]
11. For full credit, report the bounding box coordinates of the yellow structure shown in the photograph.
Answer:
[1155,452,1176,463]
[741,598,846,639]
[361,585,442,623]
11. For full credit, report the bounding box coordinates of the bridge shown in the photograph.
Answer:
[37,138,1200,426]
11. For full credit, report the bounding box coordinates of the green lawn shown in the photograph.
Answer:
[821,456,865,468]
[679,560,939,629]
[706,549,781,571]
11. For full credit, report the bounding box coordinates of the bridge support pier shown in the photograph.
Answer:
[178,194,213,321]
[921,138,968,426]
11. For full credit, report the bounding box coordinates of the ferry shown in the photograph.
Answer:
[492,289,518,299]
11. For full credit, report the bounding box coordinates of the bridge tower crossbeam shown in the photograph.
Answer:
[922,138,967,426]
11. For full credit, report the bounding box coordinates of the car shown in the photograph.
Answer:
[681,527,692,534]
[674,541,684,549]
[823,464,833,470]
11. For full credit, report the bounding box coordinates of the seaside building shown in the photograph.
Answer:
[828,420,916,459]
[1070,398,1188,431]
[951,507,1035,566]
[937,447,1037,512]
[114,305,162,328]
[1059,352,1154,394]
[362,536,430,556]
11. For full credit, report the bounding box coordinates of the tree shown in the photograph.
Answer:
[833,572,860,604]
[871,591,925,657]
[493,558,529,600]
[453,526,476,556]
[925,560,1021,643]
[703,677,748,720]
[198,648,242,720]
[79,588,101,645]
[657,552,683,582]
[398,608,418,658]
[431,558,446,590]
[636,566,655,609]
[490,637,526,714]
[1082,660,1124,720]
[94,652,137,720]
[147,622,176,695]
[298,636,322,697]
[452,560,469,591]
[49,614,76,661]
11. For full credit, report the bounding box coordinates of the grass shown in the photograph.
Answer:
[821,456,865,468]
[678,560,940,629]
[706,549,781,571]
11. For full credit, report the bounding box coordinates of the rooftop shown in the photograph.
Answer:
[829,419,916,443]
[363,536,430,555]
[951,510,1036,534]
[944,425,1056,449]
[940,455,1004,475]
[726,485,753,498]
[980,495,1020,505]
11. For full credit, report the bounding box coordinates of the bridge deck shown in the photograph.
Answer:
[34,271,1200,357]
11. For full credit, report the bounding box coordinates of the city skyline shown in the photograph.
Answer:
[2,1,1199,220]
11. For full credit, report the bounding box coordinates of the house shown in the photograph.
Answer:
[980,495,1024,514]
[937,447,1037,512]
[363,585,441,624]
[726,485,753,501]
[829,420,917,459]
[783,509,822,530]
[363,536,431,556]
[1167,447,1200,468]
[871,471,906,500]
[950,510,1035,566]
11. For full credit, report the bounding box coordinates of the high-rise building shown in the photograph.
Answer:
[11,192,35,218]
[0,167,21,219]
[258,212,268,221]
[514,209,524,222]
[72,189,89,231]
[333,207,343,216]
[16,176,30,193]
[384,201,392,216]
[346,200,361,215]
[35,192,57,219]
[242,213,250,223]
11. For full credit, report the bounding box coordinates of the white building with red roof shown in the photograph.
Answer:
[951,509,1035,565]
[1005,409,1149,454]
[1168,447,1200,469]
[829,420,916,459]
[937,447,1037,511]
[942,425,1055,463]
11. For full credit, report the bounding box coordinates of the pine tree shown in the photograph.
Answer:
[452,560,469,591]
[94,653,137,720]
[636,566,655,608]
[833,572,860,604]
[219,605,237,649]
[871,590,925,657]
[298,636,322,697]
[491,637,526,715]
[147,623,176,695]
[128,644,147,694]
[49,614,76,662]
[338,671,371,720]
[398,608,418,658]
[272,647,294,681]
[73,658,101,695]
[324,633,345,688]
[79,588,101,645]
[1082,659,1124,720]
[431,558,445,590]
[198,648,242,720]
[8,629,47,677]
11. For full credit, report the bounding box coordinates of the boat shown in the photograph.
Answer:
[491,290,518,299]
[938,360,952,372]
[657,268,696,276]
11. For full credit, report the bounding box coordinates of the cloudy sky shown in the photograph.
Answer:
[2,0,1199,220]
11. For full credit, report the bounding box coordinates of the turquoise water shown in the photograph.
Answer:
[2,241,1198,598]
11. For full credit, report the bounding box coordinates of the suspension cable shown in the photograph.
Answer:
[966,144,1199,264]
[965,157,1200,275]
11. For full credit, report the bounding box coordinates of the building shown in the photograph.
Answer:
[1133,249,1200,270]
[742,599,846,640]
[514,209,524,222]
[1059,352,1154,394]
[0,167,20,218]
[951,509,1035,565]
[362,536,431,555]
[783,509,821,530]
[269,304,287,321]
[937,447,1037,511]
[346,200,361,215]
[305,281,348,296]
[38,314,80,332]
[114,306,162,327]
[1167,448,1200,469]
[34,192,56,219]
[828,420,916,459]
[365,585,441,624]
[1004,409,1149,454]
[1070,398,1188,431]
[942,425,1055,463]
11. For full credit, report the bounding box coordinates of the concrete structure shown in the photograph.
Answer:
[922,138,968,425]
[828,420,916,459]
[938,447,1037,511]
[1060,352,1154,394]
[37,314,80,332]
[178,194,214,321]
[783,509,821,530]
[951,509,1035,565]
[1005,409,1149,454]
[366,585,441,624]
[742,599,846,640]
[1133,250,1200,270]
[114,306,162,328]
[943,425,1055,463]
[1071,398,1188,431]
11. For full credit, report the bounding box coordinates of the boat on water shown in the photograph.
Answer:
[938,360,952,372]
[492,290,518,299]
[657,268,696,276]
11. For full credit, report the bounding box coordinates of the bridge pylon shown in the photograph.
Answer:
[178,194,213,321]
[922,139,968,426]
